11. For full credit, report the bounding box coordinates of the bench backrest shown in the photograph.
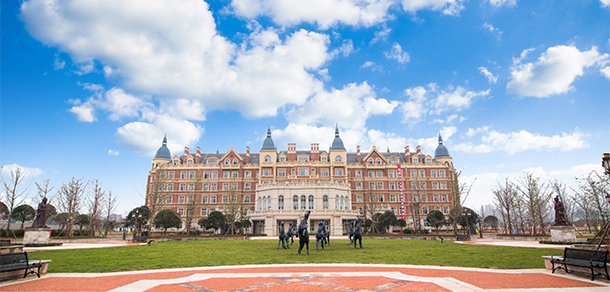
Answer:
[0,252,28,267]
[564,248,609,263]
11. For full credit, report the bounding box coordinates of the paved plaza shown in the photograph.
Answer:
[0,238,607,291]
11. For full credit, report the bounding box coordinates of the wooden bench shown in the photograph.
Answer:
[551,248,609,281]
[0,252,42,278]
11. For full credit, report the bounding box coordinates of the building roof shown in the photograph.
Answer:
[330,125,345,150]
[154,135,172,160]
[261,125,276,150]
[434,133,451,158]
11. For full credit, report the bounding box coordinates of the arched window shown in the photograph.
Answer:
[301,195,306,209]
[258,197,262,211]
[340,196,344,210]
[263,196,267,211]
[335,196,339,209]
[376,158,381,164]
[278,195,284,210]
[323,195,328,209]
[335,156,342,162]
[368,159,373,164]
[265,155,271,162]
[225,159,230,165]
[233,159,238,164]
[268,197,272,210]
[293,196,298,210]
[308,195,314,209]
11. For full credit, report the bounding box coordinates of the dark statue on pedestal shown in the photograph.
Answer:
[316,221,326,251]
[553,196,569,226]
[297,211,310,255]
[348,220,355,245]
[31,198,48,228]
[286,221,295,245]
[353,218,363,249]
[277,221,288,250]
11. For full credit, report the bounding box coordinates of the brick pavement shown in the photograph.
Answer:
[0,264,608,292]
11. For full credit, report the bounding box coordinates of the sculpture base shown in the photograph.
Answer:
[550,225,576,242]
[23,228,52,244]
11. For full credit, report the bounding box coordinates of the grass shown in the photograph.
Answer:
[28,239,563,273]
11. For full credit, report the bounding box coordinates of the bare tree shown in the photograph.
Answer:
[449,170,474,235]
[35,179,54,202]
[574,171,610,231]
[183,173,203,235]
[493,178,518,234]
[1,166,31,237]
[224,179,245,235]
[57,178,87,238]
[103,191,118,236]
[363,189,382,234]
[550,179,574,225]
[87,179,105,236]
[146,166,167,218]
[517,173,552,235]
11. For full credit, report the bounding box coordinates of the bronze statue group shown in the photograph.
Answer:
[277,211,363,255]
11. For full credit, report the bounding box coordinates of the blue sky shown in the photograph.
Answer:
[1,0,609,216]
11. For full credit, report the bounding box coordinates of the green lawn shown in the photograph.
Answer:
[29,239,563,273]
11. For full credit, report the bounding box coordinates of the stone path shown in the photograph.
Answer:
[0,264,608,292]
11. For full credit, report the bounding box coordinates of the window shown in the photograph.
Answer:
[168,172,175,179]
[188,184,194,191]
[340,196,344,209]
[159,184,165,191]
[434,194,439,202]
[291,169,295,175]
[443,206,449,214]
[419,170,425,177]
[323,195,329,209]
[410,170,416,177]
[298,168,309,176]
[244,195,250,203]
[411,182,417,190]
[390,194,396,202]
[201,208,208,216]
[422,207,428,215]
[178,209,184,216]
[301,195,306,209]
[376,170,383,177]
[244,183,251,190]
[211,184,217,191]
[231,183,238,190]
[442,194,447,202]
[263,168,271,176]
[202,196,208,203]
[278,195,284,209]
[167,184,174,191]
[368,159,373,164]
[356,195,363,203]
[376,158,381,164]
[180,184,186,191]
[204,171,210,179]
[413,158,418,164]
[392,207,397,214]
[189,171,195,179]
[210,196,216,203]
[187,196,193,203]
[421,194,427,202]
[280,157,285,161]
[308,195,314,209]
[211,171,218,178]
[208,160,217,165]
[245,171,251,178]
[311,168,315,175]
[293,196,299,210]
[355,170,362,177]
[335,196,339,209]
[389,183,395,190]
[161,172,167,179]
[321,169,329,176]
[166,196,172,203]
[358,207,363,214]
[389,170,395,177]
[335,168,343,176]
[232,171,238,178]
[222,183,228,190]
[356,183,362,190]
[278,169,286,177]
[335,156,342,162]
[299,157,308,162]
[265,155,271,162]
[420,182,426,190]
[222,195,228,203]
[369,182,375,190]
[378,194,384,202]
[233,159,238,165]
[377,182,383,190]
[413,195,419,202]
[441,182,447,189]
[431,170,437,177]
[268,197,272,210]
[368,170,375,177]
[157,197,163,204]
[440,170,445,177]
[432,182,438,189]
[258,197,262,211]
[223,171,230,178]
[225,159,230,165]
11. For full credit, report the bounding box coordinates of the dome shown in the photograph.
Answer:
[434,133,451,158]
[330,125,345,150]
[154,135,172,160]
[261,125,276,150]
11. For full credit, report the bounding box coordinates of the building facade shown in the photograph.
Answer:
[145,126,455,236]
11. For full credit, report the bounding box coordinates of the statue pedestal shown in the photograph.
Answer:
[23,228,52,244]
[550,225,576,242]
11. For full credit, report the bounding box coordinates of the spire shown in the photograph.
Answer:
[267,124,272,137]
[335,124,340,137]
[154,135,171,160]
[261,124,277,150]
[438,133,443,144]
[387,146,390,153]
[434,132,450,158]
[163,134,167,146]
[330,124,346,150]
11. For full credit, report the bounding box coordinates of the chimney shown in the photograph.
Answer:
[246,146,251,164]
[195,147,201,163]
[357,146,361,164]
[416,145,421,153]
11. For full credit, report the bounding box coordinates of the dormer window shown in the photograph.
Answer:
[368,159,373,164]
[233,159,238,164]
[280,157,285,161]
[321,157,327,162]
[335,156,342,162]
[265,155,272,162]
[376,158,381,164]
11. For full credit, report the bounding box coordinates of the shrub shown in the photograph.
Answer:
[402,228,414,234]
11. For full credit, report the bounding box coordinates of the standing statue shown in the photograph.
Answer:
[553,196,568,226]
[277,221,288,250]
[316,221,326,251]
[297,211,310,255]
[286,221,295,245]
[353,218,363,249]
[348,220,355,245]
[324,222,330,246]
[31,197,48,228]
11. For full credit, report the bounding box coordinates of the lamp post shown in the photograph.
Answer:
[596,153,610,250]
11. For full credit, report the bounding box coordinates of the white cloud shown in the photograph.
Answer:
[361,61,383,72]
[384,43,410,64]
[453,127,588,154]
[507,45,609,97]
[601,0,610,8]
[414,126,457,154]
[230,0,395,29]
[487,0,516,8]
[478,67,498,84]
[400,0,465,16]
[600,66,610,79]
[371,26,392,44]
[483,23,502,40]
[101,88,148,121]
[108,150,119,156]
[431,86,489,115]
[68,99,97,122]
[53,53,65,70]
[399,85,428,122]
[1,164,43,180]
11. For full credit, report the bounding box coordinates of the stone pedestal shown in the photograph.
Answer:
[23,227,52,244]
[550,225,576,242]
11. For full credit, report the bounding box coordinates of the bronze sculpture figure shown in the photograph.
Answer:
[297,211,310,255]
[316,221,326,251]
[31,197,48,228]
